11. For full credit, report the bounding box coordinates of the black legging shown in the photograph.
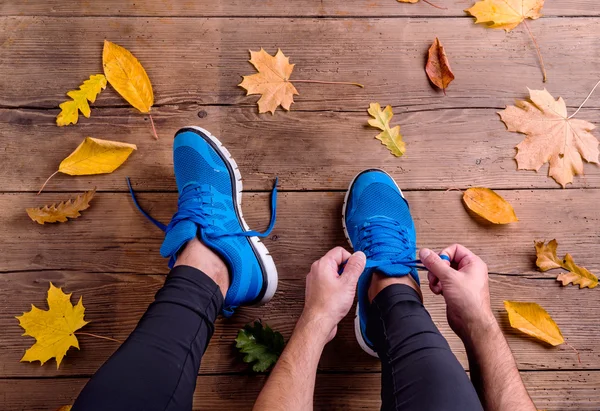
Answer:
[72,267,483,411]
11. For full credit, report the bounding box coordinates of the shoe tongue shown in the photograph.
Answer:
[160,220,198,267]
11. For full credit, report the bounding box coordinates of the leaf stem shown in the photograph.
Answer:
[149,114,159,140]
[290,79,364,88]
[75,332,122,344]
[569,79,600,119]
[522,20,547,83]
[565,341,581,364]
[421,0,447,10]
[37,170,59,195]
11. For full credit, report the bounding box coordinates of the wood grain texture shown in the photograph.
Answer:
[3,106,600,192]
[2,372,599,410]
[1,271,597,377]
[1,0,597,17]
[2,17,600,112]
[2,191,599,275]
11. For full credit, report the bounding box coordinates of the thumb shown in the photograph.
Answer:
[341,251,366,286]
[420,248,454,281]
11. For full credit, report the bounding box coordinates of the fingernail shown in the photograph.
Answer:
[419,248,431,259]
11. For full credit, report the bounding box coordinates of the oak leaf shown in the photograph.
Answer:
[426,38,455,95]
[16,283,89,368]
[367,103,405,157]
[39,137,137,193]
[504,301,563,346]
[26,189,96,224]
[535,240,598,289]
[239,49,299,114]
[103,40,154,113]
[499,89,599,187]
[462,187,518,224]
[465,0,544,32]
[56,74,107,126]
[235,321,285,372]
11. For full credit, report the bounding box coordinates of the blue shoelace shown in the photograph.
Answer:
[126,177,278,240]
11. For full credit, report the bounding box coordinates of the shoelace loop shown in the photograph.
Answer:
[126,177,278,239]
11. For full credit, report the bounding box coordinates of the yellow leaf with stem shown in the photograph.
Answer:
[367,103,405,157]
[103,40,158,139]
[26,189,96,224]
[462,187,518,224]
[16,283,89,368]
[504,301,563,346]
[38,137,137,194]
[56,74,107,126]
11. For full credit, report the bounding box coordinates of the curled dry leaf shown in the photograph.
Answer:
[239,49,299,114]
[39,137,137,194]
[535,240,598,289]
[426,37,455,95]
[367,103,405,157]
[499,88,599,187]
[462,187,518,224]
[56,74,107,126]
[504,301,563,346]
[16,283,89,368]
[26,189,96,224]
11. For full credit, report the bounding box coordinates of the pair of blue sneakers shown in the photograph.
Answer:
[131,127,418,356]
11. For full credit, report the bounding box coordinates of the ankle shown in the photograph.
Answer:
[368,271,422,303]
[174,237,230,296]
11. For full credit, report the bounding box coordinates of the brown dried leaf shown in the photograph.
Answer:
[462,187,518,224]
[425,37,455,95]
[26,189,96,224]
[534,239,598,289]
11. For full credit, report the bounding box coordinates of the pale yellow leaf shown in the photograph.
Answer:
[56,74,107,126]
[26,189,96,224]
[499,88,599,187]
[103,40,154,113]
[558,254,599,289]
[462,187,518,224]
[465,0,544,32]
[239,49,299,114]
[504,301,564,346]
[16,283,89,368]
[367,103,405,157]
[534,239,562,271]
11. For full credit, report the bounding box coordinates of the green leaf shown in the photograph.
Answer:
[235,320,285,372]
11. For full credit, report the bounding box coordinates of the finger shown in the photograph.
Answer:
[341,251,366,287]
[428,271,443,295]
[419,248,455,280]
[323,246,352,267]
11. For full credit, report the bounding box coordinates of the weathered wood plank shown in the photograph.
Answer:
[2,372,599,410]
[1,0,596,17]
[1,17,599,111]
[2,191,599,275]
[3,106,599,192]
[1,264,598,375]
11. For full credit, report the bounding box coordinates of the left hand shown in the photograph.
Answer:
[300,247,366,342]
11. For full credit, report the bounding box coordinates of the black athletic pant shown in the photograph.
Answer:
[72,267,483,411]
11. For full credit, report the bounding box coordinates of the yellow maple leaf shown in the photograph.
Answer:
[239,49,299,114]
[56,74,107,126]
[39,137,137,193]
[367,103,405,157]
[26,189,96,224]
[499,89,599,188]
[504,301,563,346]
[462,187,518,224]
[465,0,544,32]
[103,40,154,113]
[535,240,598,289]
[16,283,89,368]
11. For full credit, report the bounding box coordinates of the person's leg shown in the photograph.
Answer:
[72,238,229,411]
[367,273,483,411]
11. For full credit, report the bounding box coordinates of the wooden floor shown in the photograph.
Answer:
[1,1,600,410]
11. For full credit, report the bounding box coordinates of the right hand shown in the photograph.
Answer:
[419,244,497,344]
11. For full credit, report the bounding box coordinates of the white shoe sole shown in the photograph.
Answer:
[185,126,278,305]
[342,169,405,358]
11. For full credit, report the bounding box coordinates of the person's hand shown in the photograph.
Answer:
[419,244,497,345]
[300,247,366,342]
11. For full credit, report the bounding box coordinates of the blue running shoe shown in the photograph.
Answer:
[342,169,419,357]
[128,126,278,316]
